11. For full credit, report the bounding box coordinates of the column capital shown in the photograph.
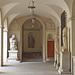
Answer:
[3,28,8,32]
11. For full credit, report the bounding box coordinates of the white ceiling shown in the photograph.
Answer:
[0,0,73,25]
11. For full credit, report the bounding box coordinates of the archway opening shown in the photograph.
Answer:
[47,34,54,58]
[22,19,43,62]
[46,34,54,62]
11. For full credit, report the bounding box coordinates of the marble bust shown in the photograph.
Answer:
[9,34,17,50]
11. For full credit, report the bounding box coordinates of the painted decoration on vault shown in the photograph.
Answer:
[28,32,35,48]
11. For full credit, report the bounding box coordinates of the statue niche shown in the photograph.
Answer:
[28,32,35,48]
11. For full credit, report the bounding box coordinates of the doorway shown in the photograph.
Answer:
[47,41,54,57]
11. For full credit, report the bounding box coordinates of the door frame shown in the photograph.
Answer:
[46,33,55,60]
[47,41,54,57]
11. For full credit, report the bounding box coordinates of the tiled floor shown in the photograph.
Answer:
[0,62,71,75]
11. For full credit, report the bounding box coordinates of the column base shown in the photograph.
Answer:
[56,64,59,70]
[54,60,57,67]
[58,67,71,74]
[54,62,56,67]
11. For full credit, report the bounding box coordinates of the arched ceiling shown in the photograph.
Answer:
[0,0,72,25]
[23,19,42,29]
[64,0,73,15]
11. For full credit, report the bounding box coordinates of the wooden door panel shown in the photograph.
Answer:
[47,41,54,57]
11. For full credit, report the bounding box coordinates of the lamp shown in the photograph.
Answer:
[28,0,36,27]
[28,0,35,14]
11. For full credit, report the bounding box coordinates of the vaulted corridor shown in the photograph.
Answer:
[0,0,75,74]
[0,62,71,75]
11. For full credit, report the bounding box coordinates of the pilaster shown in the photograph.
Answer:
[0,25,3,66]
[71,17,75,74]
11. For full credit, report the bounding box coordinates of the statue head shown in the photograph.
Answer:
[12,34,16,38]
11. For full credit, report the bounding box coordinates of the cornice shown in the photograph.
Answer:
[3,29,8,32]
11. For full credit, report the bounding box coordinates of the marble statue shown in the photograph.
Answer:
[9,34,17,50]
[62,26,68,51]
[28,32,35,48]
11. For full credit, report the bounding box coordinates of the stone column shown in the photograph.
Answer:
[58,25,61,63]
[56,37,60,69]
[54,42,57,66]
[57,51,60,69]
[54,34,60,69]
[3,18,8,64]
[71,17,75,74]
[3,29,8,64]
[0,10,3,66]
[54,36,57,67]
[0,25,3,66]
[42,28,46,62]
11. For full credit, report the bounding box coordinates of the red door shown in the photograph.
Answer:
[47,41,54,57]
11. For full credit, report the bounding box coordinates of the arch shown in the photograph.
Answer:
[8,13,60,27]
[1,3,19,20]
[46,33,55,58]
[47,33,54,41]
[46,0,70,18]
[20,15,46,62]
[8,13,21,26]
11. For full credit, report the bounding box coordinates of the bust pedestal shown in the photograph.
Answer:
[8,50,19,62]
[58,51,71,74]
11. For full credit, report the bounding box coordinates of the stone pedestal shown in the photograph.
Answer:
[73,56,75,75]
[8,50,19,62]
[58,51,71,74]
